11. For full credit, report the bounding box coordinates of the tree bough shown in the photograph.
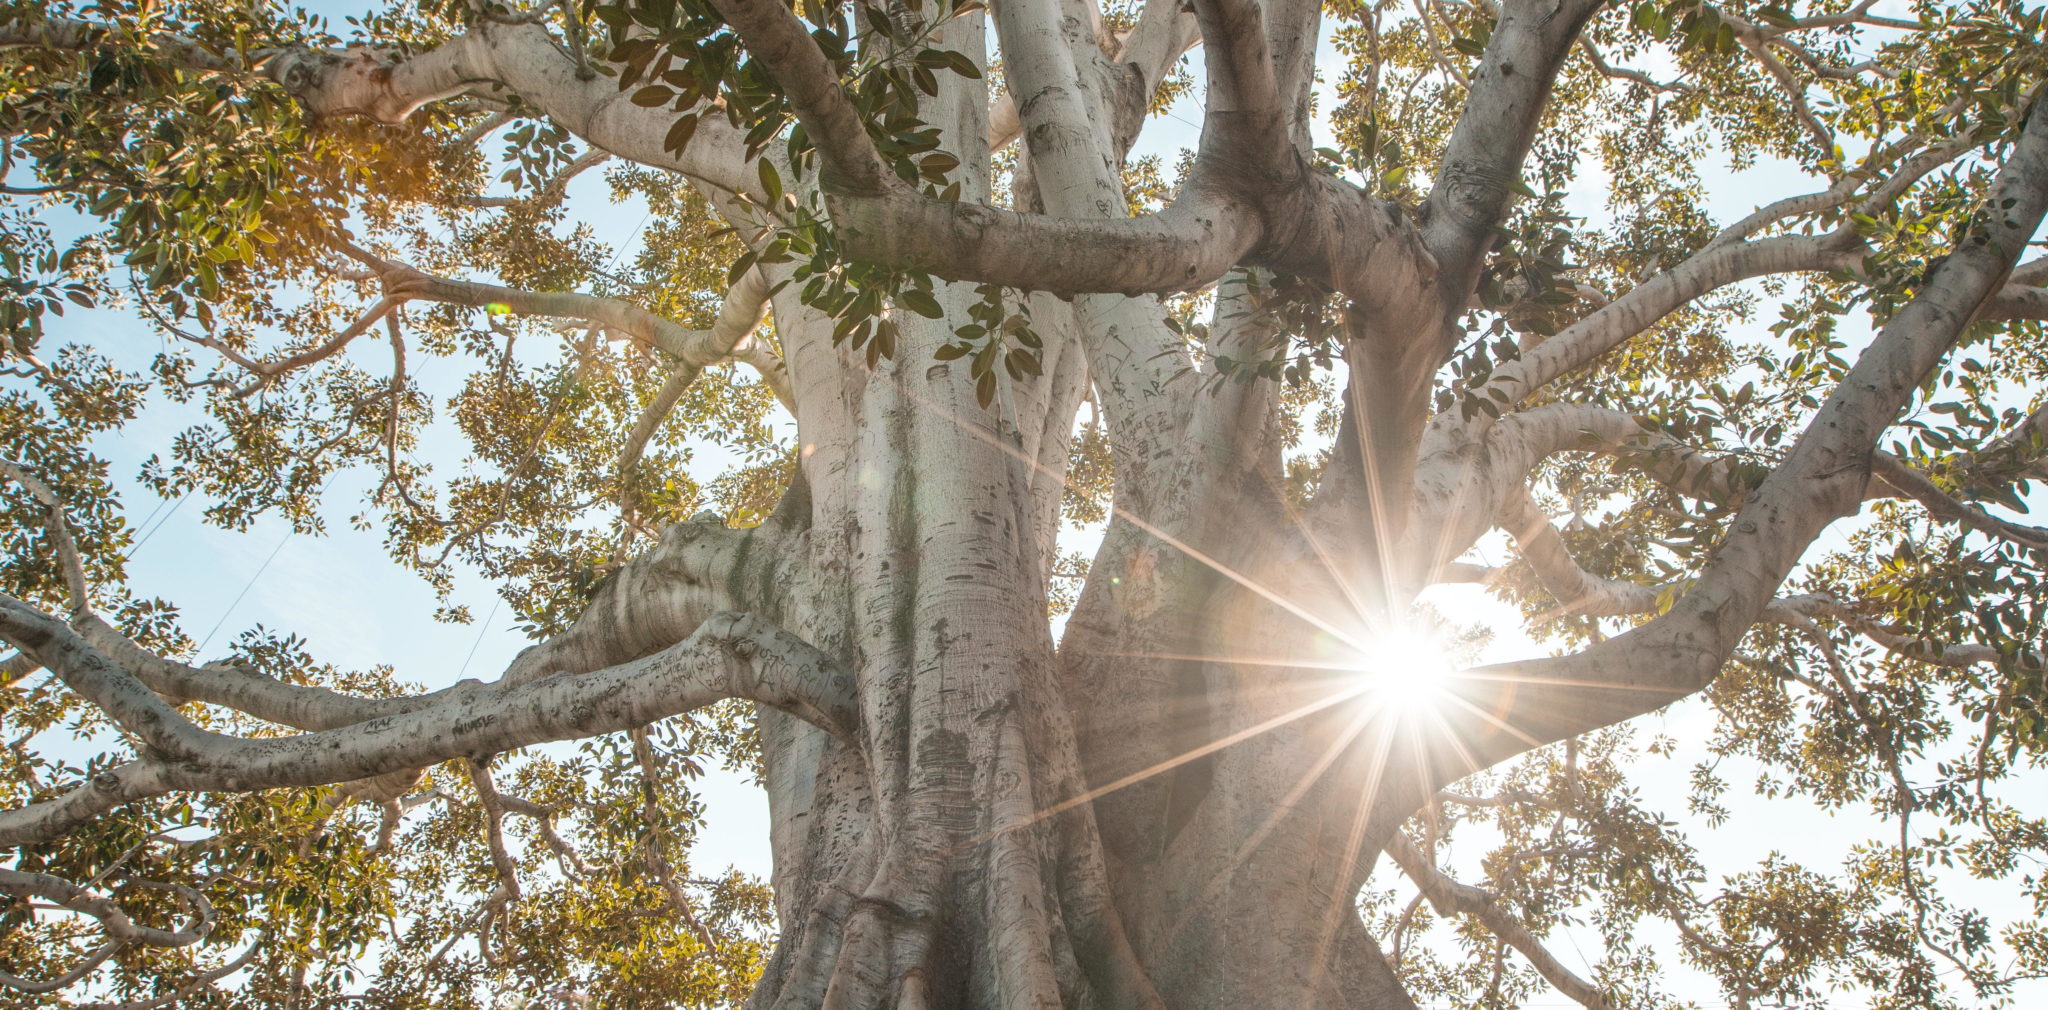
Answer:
[4,0,2048,1007]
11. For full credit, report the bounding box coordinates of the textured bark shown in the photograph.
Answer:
[9,4,2048,1008]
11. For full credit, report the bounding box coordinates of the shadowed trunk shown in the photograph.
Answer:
[10,1,2048,1006]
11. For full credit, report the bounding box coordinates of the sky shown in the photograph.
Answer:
[7,1,2047,1007]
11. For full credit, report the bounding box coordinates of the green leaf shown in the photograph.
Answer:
[727,250,759,286]
[664,113,700,154]
[932,48,981,78]
[1757,5,1798,27]
[898,288,944,318]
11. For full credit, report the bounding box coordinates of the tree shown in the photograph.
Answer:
[1,0,2046,1005]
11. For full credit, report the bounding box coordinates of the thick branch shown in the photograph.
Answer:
[1983,281,2048,320]
[0,17,238,73]
[263,22,753,193]
[501,510,799,685]
[1436,94,2048,773]
[333,240,792,405]
[0,609,853,847]
[75,610,474,731]
[0,597,217,764]
[0,870,213,949]
[1117,0,1204,101]
[1420,0,1603,311]
[829,182,1262,295]
[826,0,1427,303]
[1194,0,1284,143]
[703,0,888,193]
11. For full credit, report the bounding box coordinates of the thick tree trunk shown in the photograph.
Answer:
[14,3,2038,1007]
[728,255,1438,1007]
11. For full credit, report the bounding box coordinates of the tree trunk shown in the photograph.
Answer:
[722,254,1441,1007]
[13,2,2045,1006]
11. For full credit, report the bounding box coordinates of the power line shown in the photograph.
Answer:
[195,470,344,654]
[123,489,190,559]
[122,492,173,547]
[455,594,504,680]
[195,522,293,653]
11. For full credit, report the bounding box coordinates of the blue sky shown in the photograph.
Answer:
[8,1,2046,1005]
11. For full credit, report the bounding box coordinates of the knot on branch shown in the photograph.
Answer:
[1435,158,1517,234]
[269,46,418,124]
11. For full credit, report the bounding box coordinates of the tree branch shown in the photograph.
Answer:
[0,870,214,949]
[458,147,610,208]
[609,268,783,539]
[1779,594,2033,670]
[703,0,890,194]
[1869,453,2048,553]
[1731,27,1833,152]
[1435,94,2048,772]
[0,17,241,74]
[1420,0,1604,311]
[0,459,87,614]
[0,939,119,995]
[1116,0,1204,101]
[1711,134,1973,248]
[827,183,1264,296]
[176,297,397,398]
[630,728,721,954]
[1382,832,1619,1010]
[332,239,792,404]
[1193,0,1284,142]
[75,929,266,1010]
[0,605,854,847]
[1468,236,1855,410]
[261,21,755,194]
[0,597,217,764]
[1499,488,1661,619]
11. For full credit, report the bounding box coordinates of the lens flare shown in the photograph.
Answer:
[1352,625,1457,711]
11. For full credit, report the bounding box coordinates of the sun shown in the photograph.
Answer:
[1350,624,1459,712]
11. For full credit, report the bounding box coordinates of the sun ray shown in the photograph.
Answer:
[1310,714,1404,991]
[1445,667,1692,695]
[1434,686,1545,750]
[1417,696,1489,786]
[946,678,1376,856]
[885,374,1378,652]
[1265,460,1380,635]
[1180,701,1384,920]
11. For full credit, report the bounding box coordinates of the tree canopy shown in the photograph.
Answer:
[1,0,2047,1007]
